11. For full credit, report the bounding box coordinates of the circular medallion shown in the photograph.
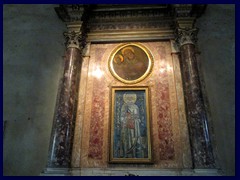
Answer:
[109,43,153,84]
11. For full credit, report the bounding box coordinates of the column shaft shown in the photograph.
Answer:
[47,47,82,167]
[179,43,215,168]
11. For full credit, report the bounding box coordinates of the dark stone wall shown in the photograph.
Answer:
[3,4,65,175]
[196,4,235,176]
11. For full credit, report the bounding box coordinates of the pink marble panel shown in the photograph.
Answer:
[88,48,107,160]
[155,45,175,160]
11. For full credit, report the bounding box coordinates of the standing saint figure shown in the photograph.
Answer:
[119,93,143,158]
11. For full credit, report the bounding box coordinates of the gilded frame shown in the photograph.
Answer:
[109,86,152,163]
[109,43,154,84]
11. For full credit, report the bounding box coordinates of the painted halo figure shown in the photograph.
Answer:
[112,45,149,82]
[119,93,143,158]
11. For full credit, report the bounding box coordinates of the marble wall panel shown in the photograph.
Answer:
[146,42,181,168]
[71,55,90,168]
[155,45,175,161]
[88,48,106,160]
[172,53,192,168]
[80,45,108,167]
[76,42,191,169]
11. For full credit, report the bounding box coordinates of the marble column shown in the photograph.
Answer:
[46,31,84,170]
[176,28,215,168]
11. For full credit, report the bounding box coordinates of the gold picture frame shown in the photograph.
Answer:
[109,43,154,84]
[109,86,152,163]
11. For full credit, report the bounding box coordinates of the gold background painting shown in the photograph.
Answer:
[110,44,153,84]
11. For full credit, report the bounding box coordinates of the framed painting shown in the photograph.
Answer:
[108,43,154,84]
[109,86,152,163]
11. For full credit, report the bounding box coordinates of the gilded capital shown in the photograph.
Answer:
[175,28,198,47]
[63,31,83,50]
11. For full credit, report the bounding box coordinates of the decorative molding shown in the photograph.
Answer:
[175,17,196,29]
[55,4,206,25]
[173,4,207,18]
[66,22,82,33]
[173,4,206,29]
[175,28,198,47]
[41,168,222,176]
[55,5,170,22]
[90,8,170,20]
[55,4,206,23]
[55,4,85,22]
[55,4,206,42]
[87,30,175,42]
[88,20,173,31]
[173,4,193,17]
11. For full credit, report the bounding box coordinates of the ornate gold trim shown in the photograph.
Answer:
[108,43,154,84]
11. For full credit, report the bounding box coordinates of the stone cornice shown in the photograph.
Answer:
[55,4,85,22]
[173,4,207,29]
[55,5,171,22]
[55,4,206,42]
[55,4,206,23]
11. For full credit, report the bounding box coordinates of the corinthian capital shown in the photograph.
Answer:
[176,28,198,47]
[63,31,83,50]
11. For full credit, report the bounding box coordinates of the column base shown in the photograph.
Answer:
[41,168,223,176]
[182,168,223,176]
[40,168,71,176]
